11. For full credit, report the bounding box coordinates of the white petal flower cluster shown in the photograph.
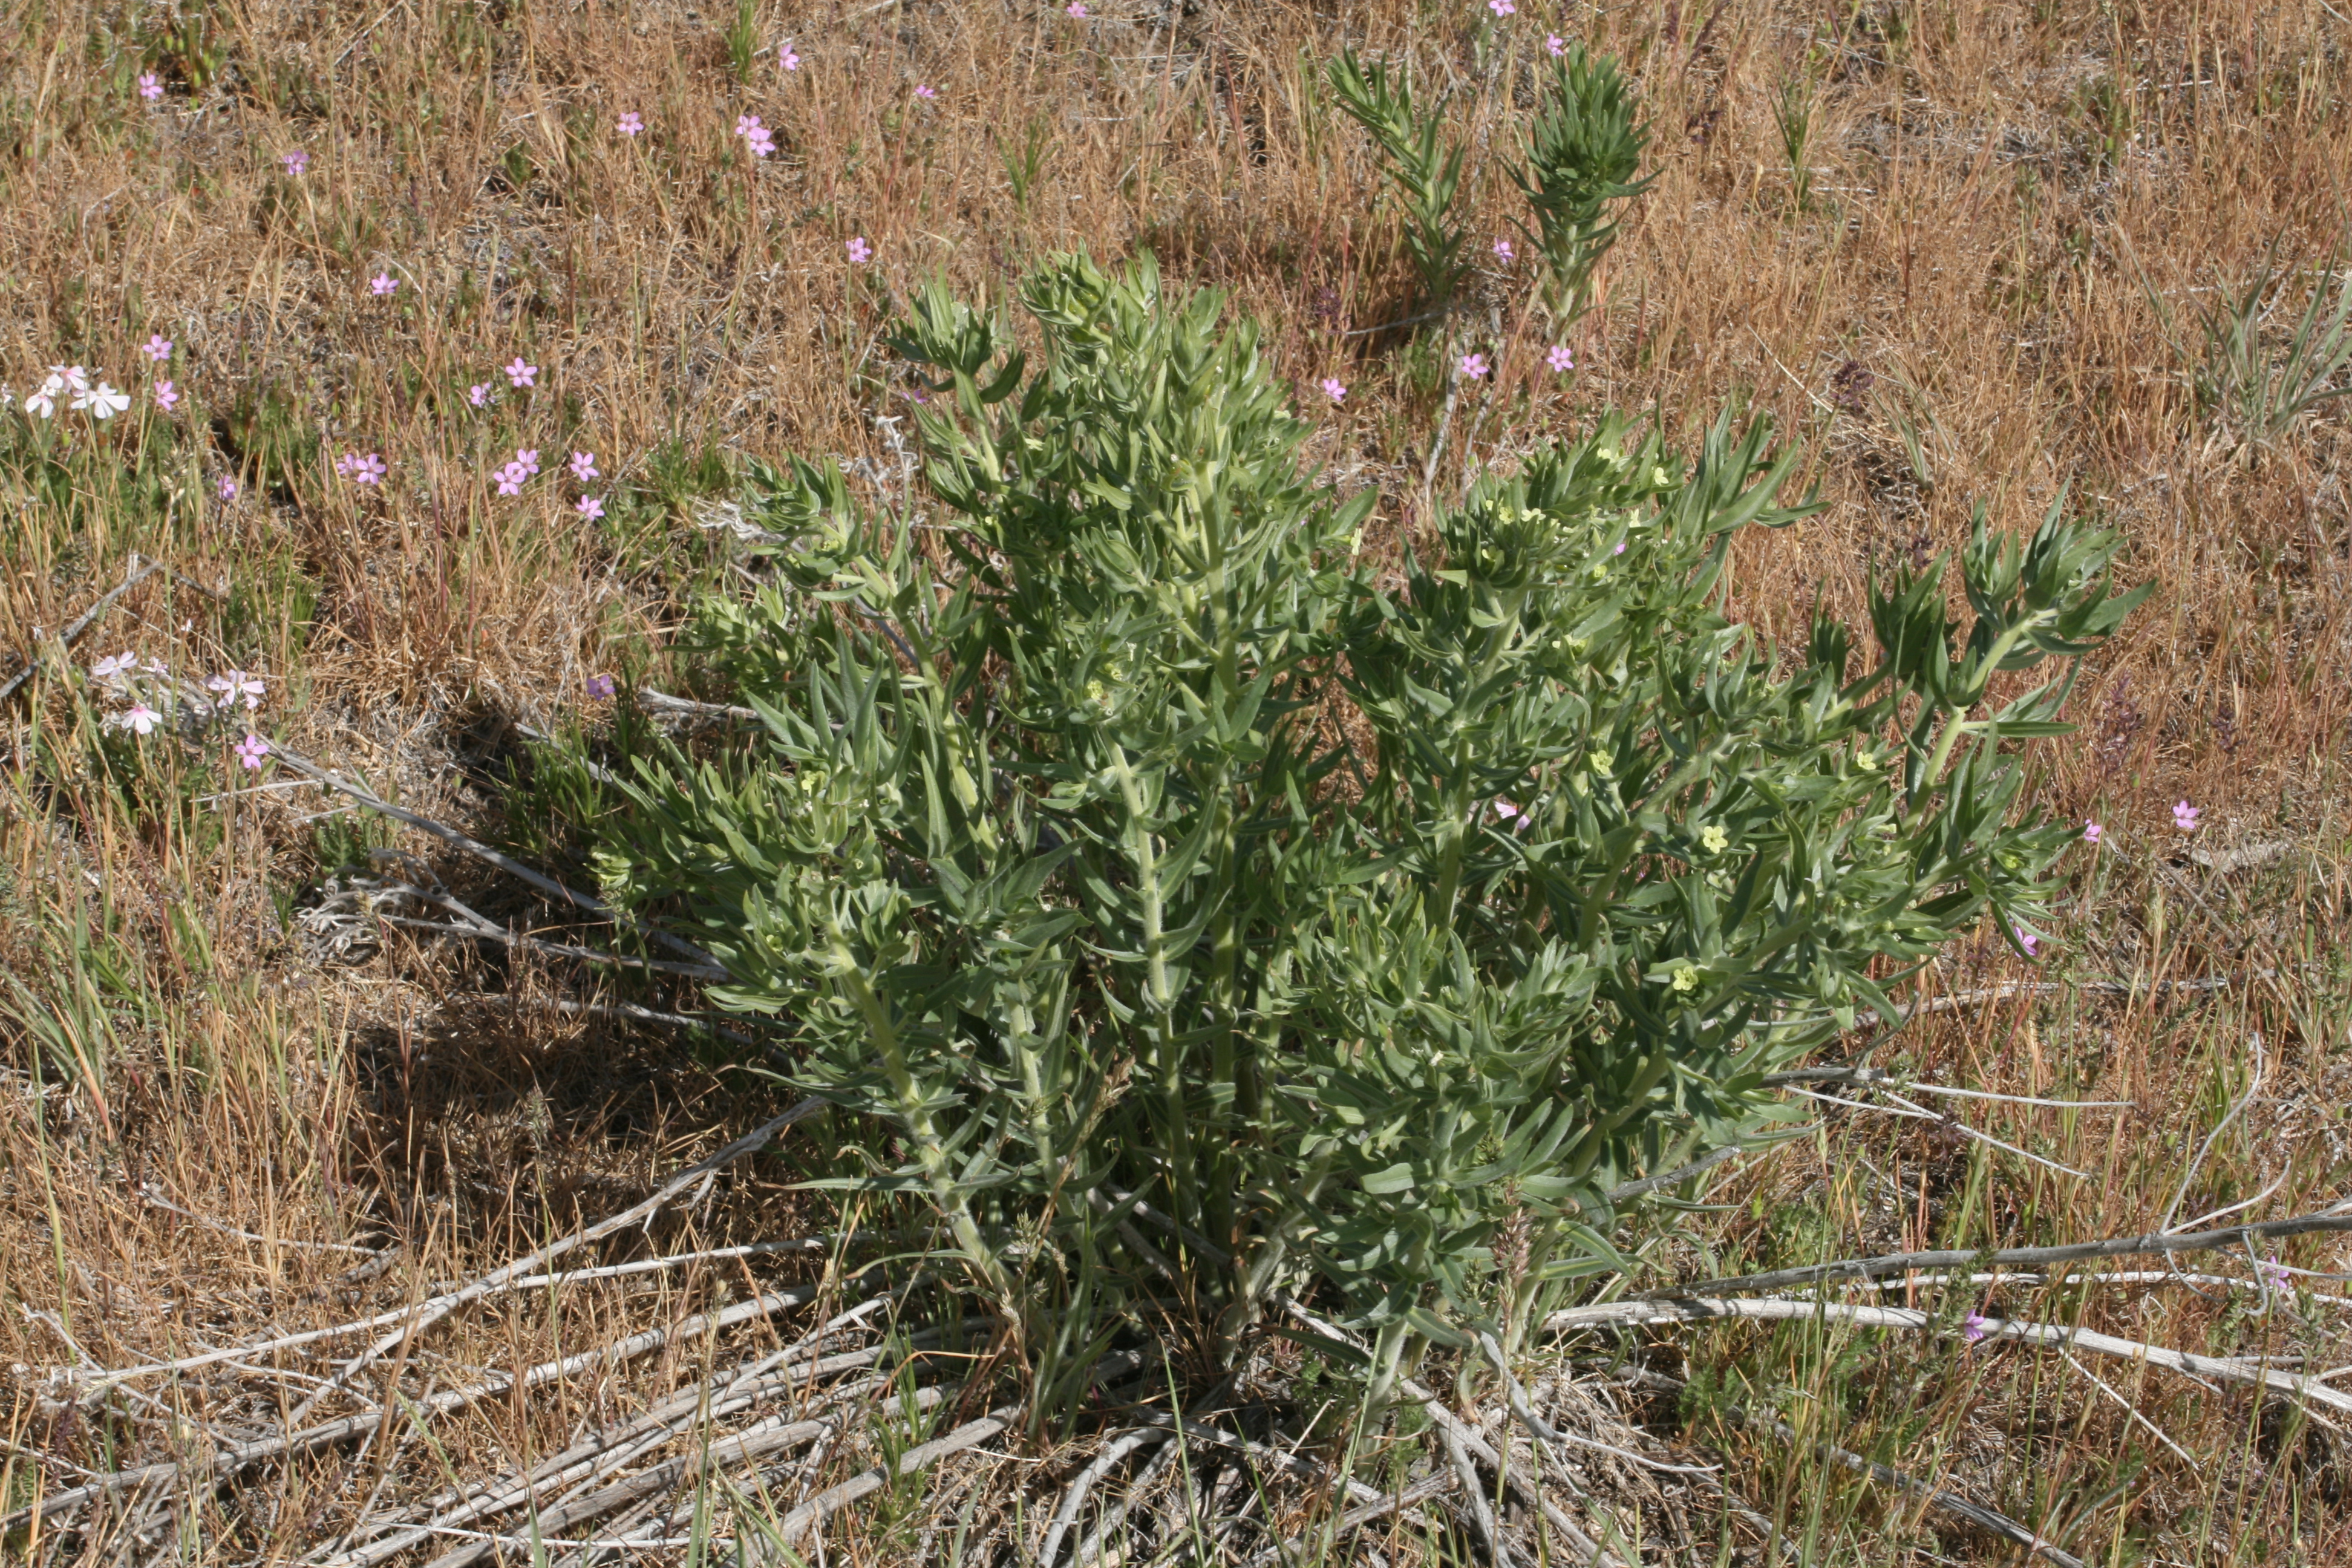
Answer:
[24,364,129,420]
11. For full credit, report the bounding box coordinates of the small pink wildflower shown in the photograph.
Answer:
[2173,800,2200,832]
[1546,344,1574,373]
[569,451,598,482]
[217,474,238,500]
[1492,237,1514,263]
[2083,819,2103,844]
[2013,926,2039,958]
[916,84,936,100]
[616,111,644,137]
[586,674,618,701]
[1614,540,1627,554]
[143,335,172,362]
[515,447,541,476]
[847,236,874,264]
[736,115,777,158]
[139,72,163,102]
[577,495,606,521]
[1547,33,1567,56]
[1963,1310,1990,1345]
[1319,377,1346,403]
[495,462,527,497]
[779,45,801,70]
[333,452,354,479]
[1067,1,1087,15]
[370,272,397,296]
[468,382,492,408]
[1459,353,1490,379]
[1490,0,1516,16]
[505,357,537,388]
[235,733,271,770]
[153,381,179,411]
[207,670,266,711]
[2258,1255,2292,1292]
[122,704,162,736]
[351,453,385,485]
[282,149,308,175]
[1493,799,1523,827]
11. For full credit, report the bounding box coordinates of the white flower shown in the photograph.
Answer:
[51,365,90,395]
[206,670,266,711]
[90,652,137,681]
[120,704,162,736]
[73,381,131,420]
[24,381,58,419]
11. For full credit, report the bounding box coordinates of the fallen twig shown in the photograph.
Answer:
[771,1402,1022,1548]
[0,556,165,709]
[1540,1296,2352,1419]
[263,743,720,969]
[1725,1403,2085,1567]
[1668,1209,2352,1296]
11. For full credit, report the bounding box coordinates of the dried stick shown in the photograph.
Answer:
[1236,1474,1458,1567]
[262,743,719,969]
[1538,1297,2352,1418]
[0,557,165,708]
[1443,1415,1514,1568]
[1725,1404,2085,1568]
[1040,1429,1166,1568]
[281,1096,825,1428]
[1276,1295,1632,1568]
[770,1402,1023,1547]
[1668,1209,2352,1296]
[8,1287,815,1532]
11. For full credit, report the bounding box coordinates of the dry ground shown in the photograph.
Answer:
[1,0,2350,1563]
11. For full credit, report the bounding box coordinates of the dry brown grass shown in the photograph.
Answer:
[1,0,2349,1562]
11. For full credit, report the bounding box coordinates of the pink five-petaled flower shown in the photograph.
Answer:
[916,84,936,100]
[370,272,397,296]
[569,450,598,482]
[2173,800,2201,832]
[339,452,385,485]
[779,45,801,70]
[736,115,776,158]
[1963,1310,1990,1345]
[505,356,537,388]
[468,382,492,408]
[139,72,163,101]
[1067,2,1087,15]
[235,733,270,769]
[217,474,238,500]
[122,704,163,736]
[282,149,308,175]
[1493,237,1514,263]
[1319,377,1346,403]
[1491,0,1516,16]
[515,447,541,475]
[153,381,179,411]
[847,236,874,264]
[586,674,618,701]
[495,461,527,497]
[143,334,172,362]
[1546,344,1574,373]
[332,452,354,479]
[577,495,605,521]
[1547,33,1567,56]
[2083,819,2103,844]
[207,670,267,711]
[2258,1255,2292,1292]
[2013,926,2039,958]
[616,111,644,136]
[1459,353,1490,379]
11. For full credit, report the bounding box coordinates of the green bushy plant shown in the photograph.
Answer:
[1513,42,1655,323]
[578,252,2142,1416]
[1327,51,1469,320]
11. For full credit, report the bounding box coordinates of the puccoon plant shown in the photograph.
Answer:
[581,252,2145,1417]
